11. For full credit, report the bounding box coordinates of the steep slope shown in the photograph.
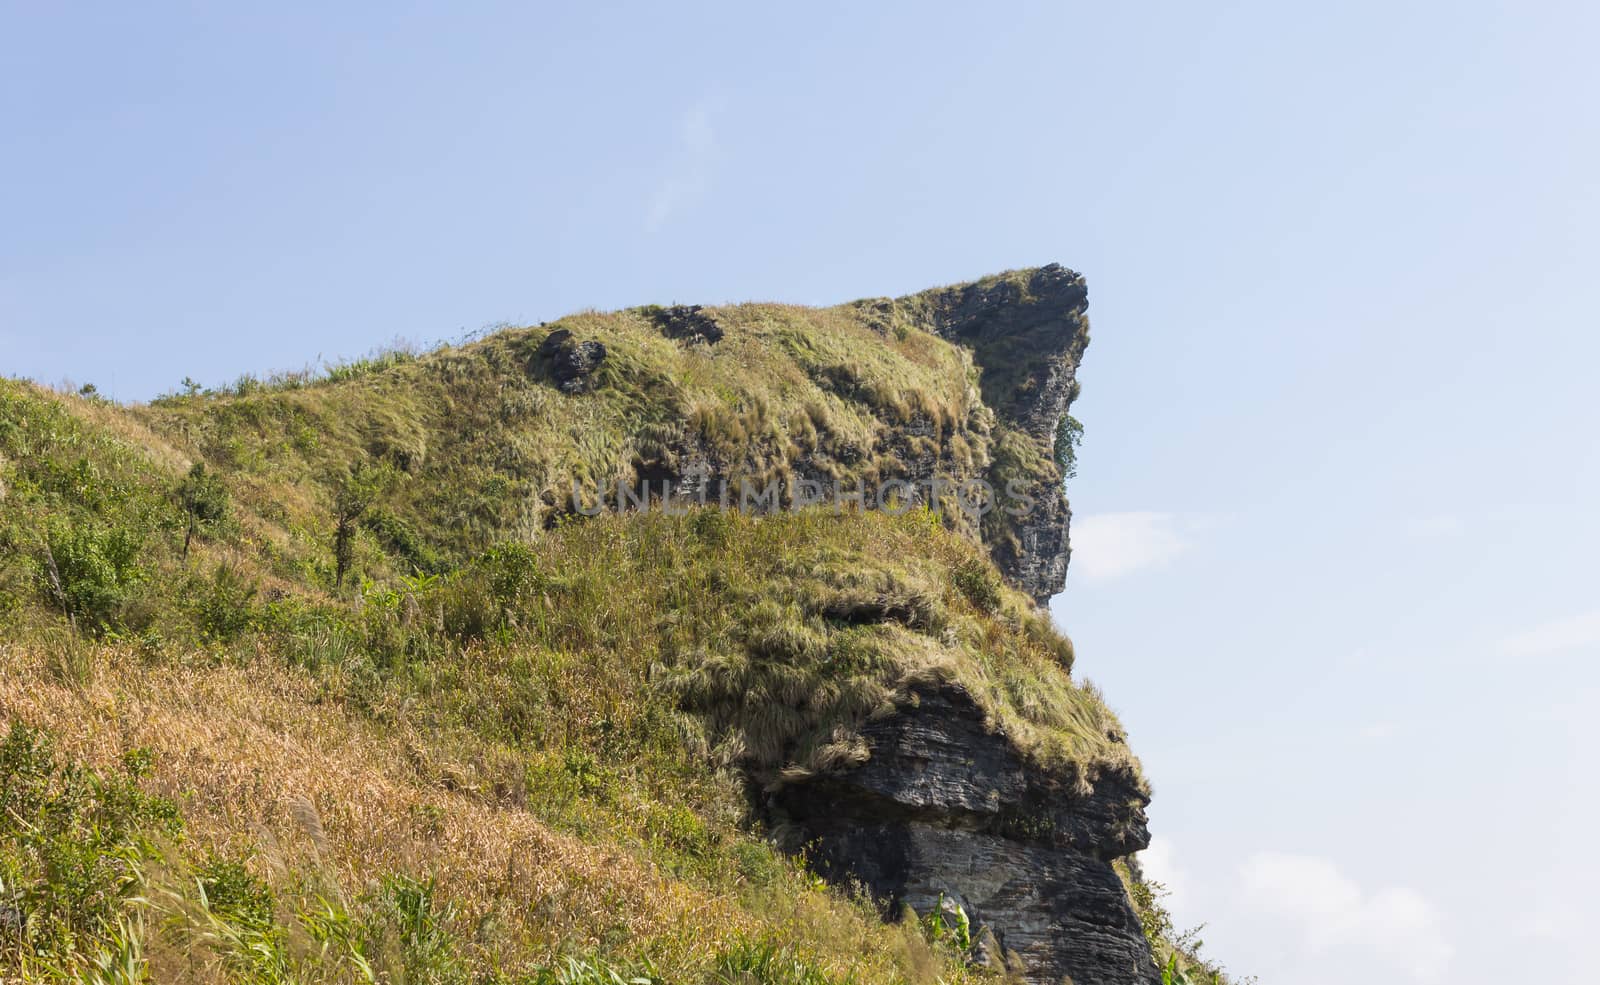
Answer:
[0,267,1200,985]
[886,264,1090,600]
[776,685,1154,984]
[126,264,1088,603]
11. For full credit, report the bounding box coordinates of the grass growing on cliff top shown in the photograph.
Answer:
[128,298,1002,571]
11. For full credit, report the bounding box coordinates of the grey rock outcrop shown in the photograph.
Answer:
[535,328,607,393]
[772,684,1157,985]
[919,264,1089,603]
[858,264,1090,603]
[915,264,1089,440]
[650,304,724,345]
[760,271,1138,981]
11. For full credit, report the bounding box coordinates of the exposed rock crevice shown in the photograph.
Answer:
[771,684,1157,985]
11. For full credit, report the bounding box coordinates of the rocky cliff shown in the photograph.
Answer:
[550,267,1152,983]
[750,269,1160,984]
[772,683,1157,985]
[15,265,1158,984]
[635,264,1091,605]
[889,263,1090,603]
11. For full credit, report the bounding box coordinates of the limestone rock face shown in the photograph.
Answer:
[773,684,1158,985]
[915,264,1090,604]
[915,264,1090,441]
[852,263,1089,602]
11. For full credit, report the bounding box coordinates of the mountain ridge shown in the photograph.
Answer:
[0,268,1230,984]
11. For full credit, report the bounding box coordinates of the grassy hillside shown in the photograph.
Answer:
[0,279,1153,984]
[129,299,1012,575]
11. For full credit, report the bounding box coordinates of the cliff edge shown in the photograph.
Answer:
[886,263,1090,602]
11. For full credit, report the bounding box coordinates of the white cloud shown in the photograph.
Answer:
[1138,837,1187,911]
[646,100,720,230]
[1498,609,1600,659]
[1240,852,1452,983]
[1069,511,1190,582]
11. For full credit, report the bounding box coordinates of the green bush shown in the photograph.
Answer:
[363,508,446,575]
[951,558,1002,614]
[1053,413,1083,484]
[195,855,275,930]
[527,955,661,985]
[643,802,717,863]
[177,462,229,559]
[38,521,146,634]
[192,562,260,643]
[0,722,181,956]
[733,842,785,888]
[919,894,971,956]
[366,874,464,985]
[435,543,548,644]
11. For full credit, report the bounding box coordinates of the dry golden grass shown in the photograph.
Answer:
[0,637,946,983]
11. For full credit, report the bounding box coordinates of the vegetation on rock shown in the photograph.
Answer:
[0,269,1217,984]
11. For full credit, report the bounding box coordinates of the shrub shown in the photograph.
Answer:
[332,464,384,589]
[481,542,544,608]
[367,874,464,985]
[919,894,971,956]
[195,855,274,930]
[528,955,661,985]
[1053,413,1083,484]
[643,802,716,863]
[0,723,181,955]
[363,508,446,575]
[733,842,785,888]
[38,521,146,634]
[714,937,838,985]
[434,543,547,643]
[177,462,229,559]
[192,562,259,643]
[951,558,1001,614]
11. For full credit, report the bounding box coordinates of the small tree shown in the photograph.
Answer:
[1053,413,1084,485]
[333,464,381,588]
[178,463,228,559]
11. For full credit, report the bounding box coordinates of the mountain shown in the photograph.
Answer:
[0,268,1229,984]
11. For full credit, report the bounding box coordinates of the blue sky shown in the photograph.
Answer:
[5,2,1597,981]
